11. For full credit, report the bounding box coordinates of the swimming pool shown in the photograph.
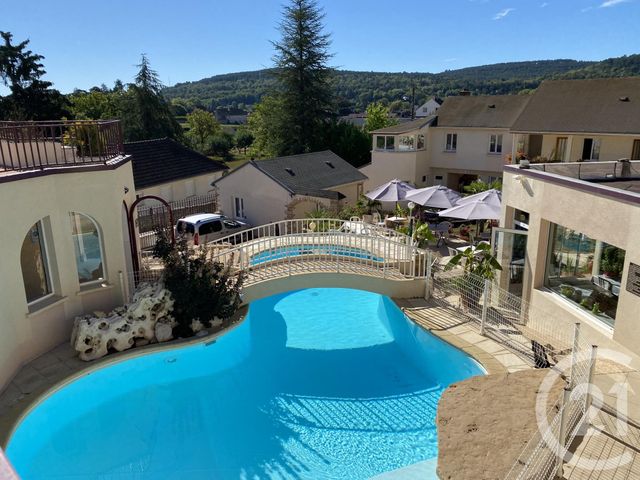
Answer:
[6,288,484,480]
[250,245,384,266]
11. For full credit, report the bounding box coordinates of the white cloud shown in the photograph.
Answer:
[540,2,549,6]
[581,5,594,11]
[493,7,515,19]
[600,0,630,7]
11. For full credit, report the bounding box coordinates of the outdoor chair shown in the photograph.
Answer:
[531,340,551,368]
[435,221,453,247]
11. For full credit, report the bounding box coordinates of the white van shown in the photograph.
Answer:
[175,214,251,245]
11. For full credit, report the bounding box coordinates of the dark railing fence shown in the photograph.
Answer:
[0,120,124,171]
[136,192,219,250]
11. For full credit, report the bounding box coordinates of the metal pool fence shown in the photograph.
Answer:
[427,264,600,480]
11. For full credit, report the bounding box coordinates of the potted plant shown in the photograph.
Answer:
[445,243,502,310]
[414,222,435,248]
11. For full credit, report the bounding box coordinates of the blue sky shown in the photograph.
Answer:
[2,0,639,93]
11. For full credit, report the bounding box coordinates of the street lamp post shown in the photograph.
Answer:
[408,201,416,239]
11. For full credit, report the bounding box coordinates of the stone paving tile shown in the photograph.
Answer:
[28,352,60,372]
[36,361,73,382]
[458,330,487,345]
[11,366,46,395]
[50,343,77,361]
[0,384,23,411]
[475,339,507,354]
[493,352,531,369]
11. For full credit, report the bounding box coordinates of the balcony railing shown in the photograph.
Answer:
[0,120,124,172]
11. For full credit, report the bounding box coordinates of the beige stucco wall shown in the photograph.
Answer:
[429,127,512,174]
[331,180,364,205]
[362,149,429,191]
[214,164,292,225]
[0,162,137,391]
[135,171,225,203]
[501,169,640,353]
[534,134,639,162]
[243,273,426,304]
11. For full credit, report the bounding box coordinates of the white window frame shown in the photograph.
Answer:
[445,133,457,152]
[70,212,107,287]
[489,134,503,154]
[397,135,415,151]
[233,196,245,219]
[586,138,601,161]
[375,135,396,151]
[23,221,55,306]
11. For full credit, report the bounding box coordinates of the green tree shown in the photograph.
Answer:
[68,88,122,120]
[124,54,183,142]
[153,230,245,336]
[207,131,234,158]
[270,0,334,154]
[462,179,502,195]
[235,127,254,154]
[248,95,289,157]
[319,120,371,167]
[186,108,220,152]
[364,102,396,133]
[0,31,68,120]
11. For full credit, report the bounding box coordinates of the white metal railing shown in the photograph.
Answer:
[429,268,597,364]
[427,265,601,480]
[132,219,428,292]
[207,218,414,248]
[503,345,597,480]
[206,229,428,285]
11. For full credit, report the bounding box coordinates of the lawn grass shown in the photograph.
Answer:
[209,150,255,171]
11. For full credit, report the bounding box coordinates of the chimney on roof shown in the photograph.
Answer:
[459,90,471,96]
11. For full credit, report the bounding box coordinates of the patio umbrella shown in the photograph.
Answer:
[405,185,461,209]
[438,199,501,238]
[365,179,415,202]
[438,199,501,221]
[456,188,502,208]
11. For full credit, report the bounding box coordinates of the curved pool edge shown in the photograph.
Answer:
[1,296,509,452]
[394,302,509,376]
[0,305,249,450]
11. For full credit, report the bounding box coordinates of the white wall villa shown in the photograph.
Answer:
[0,159,136,389]
[213,151,367,225]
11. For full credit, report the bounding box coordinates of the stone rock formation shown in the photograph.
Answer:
[71,282,175,361]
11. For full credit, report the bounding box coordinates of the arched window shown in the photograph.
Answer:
[21,221,53,304]
[70,212,105,284]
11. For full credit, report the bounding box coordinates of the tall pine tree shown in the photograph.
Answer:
[124,54,183,142]
[0,31,68,120]
[271,0,334,154]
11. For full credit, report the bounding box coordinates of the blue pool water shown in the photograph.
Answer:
[7,288,484,480]
[250,245,383,266]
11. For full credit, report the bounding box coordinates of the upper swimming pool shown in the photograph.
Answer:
[249,245,383,266]
[6,288,484,480]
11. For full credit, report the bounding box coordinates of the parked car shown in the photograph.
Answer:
[175,214,252,245]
